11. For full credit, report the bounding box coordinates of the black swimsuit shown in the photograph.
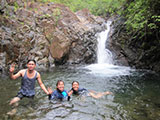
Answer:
[72,88,89,96]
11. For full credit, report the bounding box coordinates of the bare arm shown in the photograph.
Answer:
[9,63,23,80]
[37,73,49,95]
[88,90,112,99]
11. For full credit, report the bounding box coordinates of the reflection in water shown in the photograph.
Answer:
[0,66,160,120]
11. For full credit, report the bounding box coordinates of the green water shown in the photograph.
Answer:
[0,65,160,120]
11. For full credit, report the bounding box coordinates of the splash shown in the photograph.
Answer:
[85,21,132,76]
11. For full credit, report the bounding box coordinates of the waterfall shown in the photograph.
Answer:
[97,21,113,64]
[85,20,131,76]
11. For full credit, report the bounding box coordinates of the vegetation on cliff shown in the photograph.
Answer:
[0,0,160,72]
[38,0,125,16]
[121,0,160,41]
[119,0,160,72]
[0,0,105,73]
[37,0,159,40]
[3,0,159,44]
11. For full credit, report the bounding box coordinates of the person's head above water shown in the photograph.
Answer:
[72,81,79,91]
[27,59,36,64]
[56,80,65,92]
[27,59,36,71]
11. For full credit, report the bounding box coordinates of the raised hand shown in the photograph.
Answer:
[47,87,53,94]
[10,63,16,73]
[68,90,73,96]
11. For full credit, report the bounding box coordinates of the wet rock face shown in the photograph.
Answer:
[0,1,105,73]
[110,17,160,73]
[48,8,105,65]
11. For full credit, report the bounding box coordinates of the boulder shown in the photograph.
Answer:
[0,1,105,73]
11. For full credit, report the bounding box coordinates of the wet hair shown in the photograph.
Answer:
[71,81,79,94]
[72,81,79,85]
[56,80,64,87]
[56,80,64,92]
[27,59,36,64]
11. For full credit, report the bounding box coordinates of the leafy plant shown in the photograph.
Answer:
[121,0,160,39]
[38,0,125,17]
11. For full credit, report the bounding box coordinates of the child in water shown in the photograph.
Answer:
[68,81,112,99]
[48,80,69,101]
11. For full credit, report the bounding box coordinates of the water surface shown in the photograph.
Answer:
[0,65,160,120]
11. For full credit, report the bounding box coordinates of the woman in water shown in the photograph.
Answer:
[68,81,112,99]
[48,80,69,101]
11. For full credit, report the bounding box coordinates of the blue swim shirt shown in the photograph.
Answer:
[49,89,68,101]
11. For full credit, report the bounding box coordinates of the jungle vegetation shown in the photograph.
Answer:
[36,0,160,41]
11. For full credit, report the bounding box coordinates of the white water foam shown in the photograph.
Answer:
[85,21,132,76]
[86,64,131,76]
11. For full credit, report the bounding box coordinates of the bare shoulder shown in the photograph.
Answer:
[18,69,26,74]
[36,71,41,77]
[19,69,26,76]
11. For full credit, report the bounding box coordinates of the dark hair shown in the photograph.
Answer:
[27,59,36,64]
[56,80,64,86]
[72,81,79,85]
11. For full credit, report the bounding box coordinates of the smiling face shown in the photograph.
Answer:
[57,81,64,92]
[27,61,36,71]
[72,82,79,91]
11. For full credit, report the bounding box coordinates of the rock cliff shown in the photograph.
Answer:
[0,0,105,74]
[110,17,160,73]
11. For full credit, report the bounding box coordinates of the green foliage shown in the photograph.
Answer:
[148,23,157,29]
[39,0,125,16]
[123,0,149,31]
[152,16,160,22]
[121,0,160,39]
[13,1,19,12]
[28,0,160,40]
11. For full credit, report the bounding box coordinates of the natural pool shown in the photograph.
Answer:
[0,65,160,120]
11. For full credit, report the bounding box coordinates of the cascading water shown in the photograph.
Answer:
[85,20,131,76]
[97,21,113,64]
